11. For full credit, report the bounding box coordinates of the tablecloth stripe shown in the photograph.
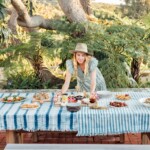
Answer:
[46,93,54,129]
[14,93,29,130]
[3,93,17,129]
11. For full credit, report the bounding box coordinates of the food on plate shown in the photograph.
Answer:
[21,103,39,109]
[0,96,25,103]
[144,98,150,104]
[116,94,131,100]
[54,101,61,107]
[33,92,50,101]
[68,96,77,103]
[110,101,127,107]
[139,97,150,107]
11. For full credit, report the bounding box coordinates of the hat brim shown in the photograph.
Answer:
[69,50,93,56]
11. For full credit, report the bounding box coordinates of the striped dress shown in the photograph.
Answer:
[66,57,107,92]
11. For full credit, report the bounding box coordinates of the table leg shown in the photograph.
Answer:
[33,132,38,142]
[6,130,16,143]
[120,134,125,144]
[141,133,150,144]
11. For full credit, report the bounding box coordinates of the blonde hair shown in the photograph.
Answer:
[72,53,92,77]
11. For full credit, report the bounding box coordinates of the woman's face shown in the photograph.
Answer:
[75,52,87,64]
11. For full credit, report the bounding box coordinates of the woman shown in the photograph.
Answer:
[60,43,106,95]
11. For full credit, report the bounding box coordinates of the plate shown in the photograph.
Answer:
[139,97,150,107]
[109,101,127,107]
[116,94,131,100]
[21,103,40,109]
[0,96,26,103]
[96,91,112,98]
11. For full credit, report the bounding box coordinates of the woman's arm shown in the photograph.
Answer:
[61,70,72,94]
[90,69,97,94]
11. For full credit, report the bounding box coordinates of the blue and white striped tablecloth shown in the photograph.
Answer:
[0,91,150,136]
[77,92,150,136]
[0,92,77,131]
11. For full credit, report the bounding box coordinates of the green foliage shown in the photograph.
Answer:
[4,70,51,89]
[0,0,6,20]
[1,1,150,89]
[99,59,131,88]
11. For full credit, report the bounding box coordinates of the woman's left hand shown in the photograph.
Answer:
[90,92,97,99]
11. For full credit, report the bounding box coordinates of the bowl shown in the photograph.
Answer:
[66,102,81,112]
[139,97,150,107]
[96,91,112,98]
[74,95,84,100]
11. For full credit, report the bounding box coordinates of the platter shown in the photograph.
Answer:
[0,96,26,103]
[115,94,131,100]
[96,91,112,98]
[139,97,150,108]
[109,101,127,108]
[20,103,40,109]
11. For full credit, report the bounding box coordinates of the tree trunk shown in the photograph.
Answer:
[80,0,93,15]
[131,58,141,82]
[58,0,88,22]
[26,55,64,86]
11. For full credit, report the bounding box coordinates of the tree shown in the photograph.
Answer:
[1,0,93,86]
[120,0,150,19]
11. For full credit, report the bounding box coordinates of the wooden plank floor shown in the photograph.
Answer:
[0,131,147,150]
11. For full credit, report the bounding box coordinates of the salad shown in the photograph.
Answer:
[0,96,25,103]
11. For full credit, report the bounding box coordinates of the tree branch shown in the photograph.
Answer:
[11,0,54,29]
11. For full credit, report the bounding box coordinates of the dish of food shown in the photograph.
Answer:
[116,94,131,100]
[0,96,25,103]
[68,96,77,103]
[109,101,127,107]
[66,102,81,112]
[33,92,50,102]
[139,97,150,107]
[74,95,84,100]
[21,103,40,109]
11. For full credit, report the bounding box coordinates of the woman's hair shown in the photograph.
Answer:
[72,53,92,77]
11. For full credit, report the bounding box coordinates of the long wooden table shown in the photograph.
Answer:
[0,88,150,144]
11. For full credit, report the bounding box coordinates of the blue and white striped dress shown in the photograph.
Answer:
[66,57,107,92]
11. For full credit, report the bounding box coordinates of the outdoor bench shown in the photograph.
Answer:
[4,144,150,150]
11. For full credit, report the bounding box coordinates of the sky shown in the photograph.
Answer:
[93,0,125,5]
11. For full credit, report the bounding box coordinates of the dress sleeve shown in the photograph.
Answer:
[66,59,74,74]
[89,58,98,73]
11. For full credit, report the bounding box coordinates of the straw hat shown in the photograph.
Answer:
[69,43,92,55]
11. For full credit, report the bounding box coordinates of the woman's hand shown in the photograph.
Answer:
[90,92,97,99]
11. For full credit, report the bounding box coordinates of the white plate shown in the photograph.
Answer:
[139,97,150,107]
[96,91,112,98]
